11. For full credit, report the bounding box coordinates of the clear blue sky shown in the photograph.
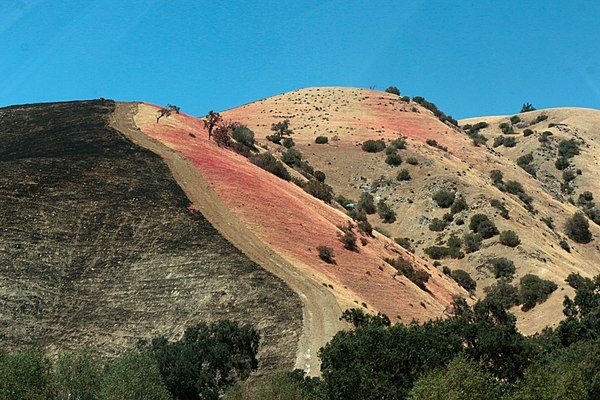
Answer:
[2,0,599,118]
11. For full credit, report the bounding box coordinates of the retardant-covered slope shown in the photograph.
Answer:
[220,87,600,334]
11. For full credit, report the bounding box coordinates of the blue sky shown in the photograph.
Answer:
[1,0,599,119]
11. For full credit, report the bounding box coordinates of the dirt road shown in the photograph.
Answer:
[109,102,343,375]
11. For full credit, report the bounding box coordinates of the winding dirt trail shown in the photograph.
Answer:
[109,102,343,375]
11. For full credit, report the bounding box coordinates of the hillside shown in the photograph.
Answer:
[2,88,598,378]
[0,100,301,371]
[221,87,600,333]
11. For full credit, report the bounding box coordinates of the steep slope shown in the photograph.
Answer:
[220,87,600,333]
[128,101,467,370]
[0,100,302,371]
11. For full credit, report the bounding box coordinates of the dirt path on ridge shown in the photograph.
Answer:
[109,102,343,375]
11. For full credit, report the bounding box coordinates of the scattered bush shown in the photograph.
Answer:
[385,256,430,290]
[407,156,418,165]
[499,230,521,247]
[385,153,403,166]
[357,219,373,236]
[499,122,514,134]
[390,137,407,150]
[433,189,456,208]
[303,180,334,203]
[532,114,548,124]
[503,137,517,147]
[231,125,255,148]
[539,131,553,143]
[517,153,536,176]
[490,199,510,219]
[317,245,335,264]
[338,223,358,251]
[450,196,468,214]
[451,269,477,292]
[395,237,413,252]
[378,200,396,223]
[463,233,482,253]
[559,239,571,252]
[357,192,376,214]
[488,257,516,280]
[519,274,558,311]
[362,140,386,153]
[541,216,555,230]
[397,169,411,181]
[523,128,534,137]
[555,157,570,170]
[565,212,592,243]
[315,136,329,144]
[281,148,303,166]
[426,139,448,151]
[313,170,326,183]
[493,136,505,148]
[412,96,458,126]
[484,280,519,308]
[429,218,446,231]
[282,137,295,148]
[469,214,499,238]
[510,115,522,124]
[266,134,281,144]
[424,245,463,260]
[385,86,400,95]
[249,153,290,181]
[558,139,580,158]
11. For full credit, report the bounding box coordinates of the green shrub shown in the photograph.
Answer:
[385,153,403,166]
[250,153,290,181]
[357,219,373,236]
[562,170,576,182]
[424,245,463,260]
[429,218,446,231]
[510,115,521,124]
[447,234,462,250]
[565,211,592,243]
[317,245,335,263]
[315,136,328,144]
[555,157,570,170]
[450,196,468,214]
[517,153,535,176]
[433,189,456,208]
[532,114,548,124]
[314,170,326,182]
[282,137,295,148]
[281,148,303,166]
[503,137,517,147]
[407,156,418,165]
[469,214,499,238]
[499,230,521,247]
[488,257,516,279]
[385,86,400,95]
[266,134,281,144]
[0,347,52,400]
[490,170,504,185]
[539,131,553,143]
[385,257,430,290]
[412,96,458,126]
[504,180,524,195]
[303,180,334,203]
[397,169,411,181]
[558,139,580,158]
[451,269,477,292]
[338,223,358,251]
[463,233,482,253]
[426,139,448,151]
[378,200,396,223]
[559,239,571,252]
[231,125,255,147]
[499,122,513,134]
[523,128,534,137]
[492,136,504,147]
[357,192,376,214]
[490,199,509,219]
[484,280,519,308]
[395,237,413,252]
[362,140,386,153]
[519,274,557,311]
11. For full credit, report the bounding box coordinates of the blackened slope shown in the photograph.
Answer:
[0,100,301,370]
